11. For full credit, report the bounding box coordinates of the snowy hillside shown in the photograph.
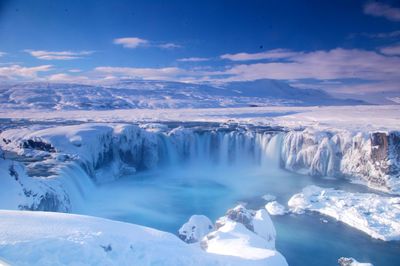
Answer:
[0,79,366,110]
[0,209,287,266]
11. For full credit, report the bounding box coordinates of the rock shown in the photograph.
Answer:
[265,201,287,215]
[281,129,400,194]
[216,204,254,231]
[338,257,373,266]
[178,215,214,243]
[202,205,277,251]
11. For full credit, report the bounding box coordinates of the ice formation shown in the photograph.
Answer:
[281,129,400,194]
[1,122,400,213]
[288,185,400,241]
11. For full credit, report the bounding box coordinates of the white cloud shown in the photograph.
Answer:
[0,51,6,57]
[380,44,400,55]
[113,37,181,49]
[158,43,181,49]
[25,50,93,60]
[113,37,149,48]
[215,48,400,82]
[0,64,52,79]
[177,57,210,62]
[220,49,299,61]
[68,68,82,73]
[364,2,400,21]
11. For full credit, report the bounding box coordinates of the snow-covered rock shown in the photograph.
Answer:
[281,129,400,194]
[288,185,400,241]
[203,205,278,251]
[265,201,287,216]
[178,215,214,243]
[338,257,373,266]
[0,157,69,212]
[0,210,287,266]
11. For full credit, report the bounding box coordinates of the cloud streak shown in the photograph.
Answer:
[0,64,52,79]
[380,44,400,55]
[177,57,210,62]
[364,2,400,21]
[220,49,299,61]
[113,37,148,48]
[25,50,93,60]
[113,37,181,49]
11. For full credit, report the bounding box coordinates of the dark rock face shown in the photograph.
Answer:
[338,257,355,266]
[22,139,56,152]
[369,132,400,189]
[282,130,400,193]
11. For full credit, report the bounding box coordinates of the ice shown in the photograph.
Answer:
[265,201,287,216]
[288,185,400,241]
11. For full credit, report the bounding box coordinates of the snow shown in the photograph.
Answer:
[0,79,364,111]
[338,257,374,266]
[281,128,400,194]
[288,185,400,241]
[1,105,399,133]
[0,210,287,266]
[262,194,277,202]
[265,201,287,216]
[178,215,214,243]
[201,206,285,264]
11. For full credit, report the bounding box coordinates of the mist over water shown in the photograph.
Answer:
[73,132,399,266]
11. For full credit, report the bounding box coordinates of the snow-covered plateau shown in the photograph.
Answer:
[288,185,400,241]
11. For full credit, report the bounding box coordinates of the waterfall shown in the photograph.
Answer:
[155,130,279,170]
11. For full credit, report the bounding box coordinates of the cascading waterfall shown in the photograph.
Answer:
[157,130,281,170]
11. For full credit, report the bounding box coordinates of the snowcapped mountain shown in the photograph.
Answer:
[0,79,366,111]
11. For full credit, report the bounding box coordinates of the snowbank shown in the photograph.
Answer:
[288,185,400,241]
[178,215,214,243]
[0,210,287,266]
[201,205,285,264]
[265,201,287,216]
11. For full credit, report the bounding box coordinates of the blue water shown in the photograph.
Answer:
[79,164,400,266]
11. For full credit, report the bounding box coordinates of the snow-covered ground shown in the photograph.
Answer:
[1,105,399,132]
[288,185,400,241]
[0,208,287,266]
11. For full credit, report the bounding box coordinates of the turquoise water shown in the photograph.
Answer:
[78,163,400,266]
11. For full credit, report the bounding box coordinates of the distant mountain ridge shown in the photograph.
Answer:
[0,79,367,110]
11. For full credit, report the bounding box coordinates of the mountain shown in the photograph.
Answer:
[0,79,367,111]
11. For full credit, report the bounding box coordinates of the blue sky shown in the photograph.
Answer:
[0,0,400,94]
